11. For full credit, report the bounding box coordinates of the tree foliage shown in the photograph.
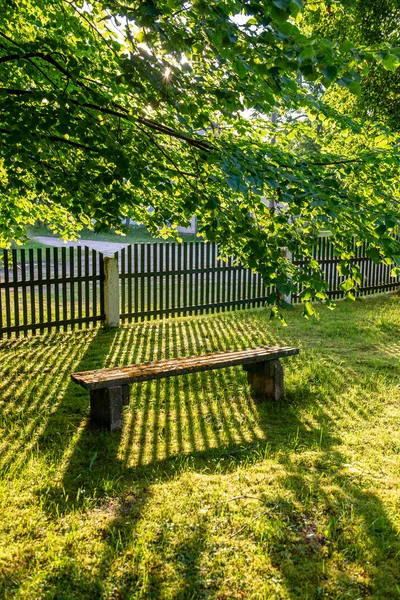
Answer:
[1,0,400,313]
[305,0,400,131]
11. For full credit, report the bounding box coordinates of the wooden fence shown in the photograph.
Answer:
[0,238,399,338]
[118,242,273,322]
[292,237,399,302]
[0,247,104,338]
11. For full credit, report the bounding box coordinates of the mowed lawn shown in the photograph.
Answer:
[0,295,400,599]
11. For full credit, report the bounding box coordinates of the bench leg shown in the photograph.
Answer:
[243,360,284,401]
[89,385,129,431]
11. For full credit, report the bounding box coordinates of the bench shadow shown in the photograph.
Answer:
[268,380,400,597]
[38,361,400,597]
[2,310,399,597]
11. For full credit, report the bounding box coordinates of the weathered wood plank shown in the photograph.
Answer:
[71,345,299,390]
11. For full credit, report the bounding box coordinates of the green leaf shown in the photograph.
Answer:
[300,64,318,80]
[270,6,290,22]
[340,278,354,292]
[366,248,381,264]
[235,60,248,79]
[375,223,386,236]
[382,53,398,71]
[345,291,356,301]
[273,0,291,8]
[337,263,350,276]
[299,45,315,60]
[89,452,98,470]
[348,81,362,95]
[321,66,338,82]
[339,41,353,53]
[303,302,316,318]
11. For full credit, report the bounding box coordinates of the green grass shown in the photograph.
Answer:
[1,295,400,598]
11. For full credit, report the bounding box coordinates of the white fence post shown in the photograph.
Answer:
[281,247,292,305]
[104,254,120,328]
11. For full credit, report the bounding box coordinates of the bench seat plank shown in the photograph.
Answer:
[71,345,299,390]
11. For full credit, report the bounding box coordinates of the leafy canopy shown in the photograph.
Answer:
[305,0,400,131]
[1,0,400,312]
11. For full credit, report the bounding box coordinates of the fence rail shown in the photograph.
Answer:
[0,238,399,338]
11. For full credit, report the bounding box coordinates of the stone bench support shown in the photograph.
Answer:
[243,359,284,400]
[89,385,130,431]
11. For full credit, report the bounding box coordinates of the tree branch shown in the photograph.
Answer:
[0,46,71,79]
[136,123,199,190]
[311,158,365,166]
[0,87,213,152]
[0,127,96,152]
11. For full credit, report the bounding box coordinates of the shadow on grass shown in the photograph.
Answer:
[1,308,400,597]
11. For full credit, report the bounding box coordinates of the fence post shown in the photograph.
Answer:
[281,247,292,305]
[104,254,120,328]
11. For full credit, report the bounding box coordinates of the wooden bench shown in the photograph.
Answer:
[71,346,299,431]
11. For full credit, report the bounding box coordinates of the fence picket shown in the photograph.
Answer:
[146,244,151,320]
[200,243,205,314]
[77,246,82,329]
[54,247,60,332]
[121,247,126,317]
[182,242,187,314]
[12,250,19,334]
[153,243,158,316]
[21,249,28,335]
[92,249,97,322]
[328,239,335,299]
[128,245,132,322]
[232,256,237,310]
[140,244,145,321]
[61,248,67,332]
[206,243,211,314]
[99,252,105,321]
[165,243,170,319]
[193,243,198,315]
[29,249,35,336]
[84,246,90,321]
[4,251,11,338]
[188,243,193,313]
[37,249,44,334]
[46,248,52,333]
[221,253,226,311]
[226,256,232,311]
[159,242,164,317]
[252,265,257,308]
[134,244,138,322]
[69,247,75,326]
